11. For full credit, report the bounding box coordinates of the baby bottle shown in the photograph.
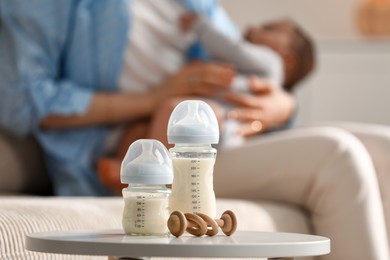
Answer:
[121,139,173,236]
[167,100,219,218]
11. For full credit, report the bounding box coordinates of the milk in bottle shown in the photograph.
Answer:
[167,100,219,218]
[121,139,173,236]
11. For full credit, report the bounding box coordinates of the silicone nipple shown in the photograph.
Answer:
[180,101,202,124]
[131,141,157,164]
[121,139,173,185]
[167,100,219,144]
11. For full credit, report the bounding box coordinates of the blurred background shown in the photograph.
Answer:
[221,0,390,126]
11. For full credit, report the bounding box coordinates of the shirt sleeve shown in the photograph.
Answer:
[0,1,93,136]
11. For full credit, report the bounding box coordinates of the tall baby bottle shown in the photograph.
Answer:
[167,100,219,218]
[121,139,173,236]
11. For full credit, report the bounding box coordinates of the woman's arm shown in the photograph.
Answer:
[0,1,130,136]
[224,78,296,137]
[40,92,156,128]
[40,61,235,129]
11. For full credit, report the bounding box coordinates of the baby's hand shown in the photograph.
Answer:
[179,13,199,32]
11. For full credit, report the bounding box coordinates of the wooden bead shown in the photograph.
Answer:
[219,210,237,236]
[167,211,187,237]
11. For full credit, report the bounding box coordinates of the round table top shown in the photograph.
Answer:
[26,229,330,258]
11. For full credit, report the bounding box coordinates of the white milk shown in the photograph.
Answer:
[122,193,170,235]
[169,157,217,218]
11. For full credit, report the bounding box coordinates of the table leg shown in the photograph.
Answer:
[109,257,295,260]
[109,257,293,260]
[108,257,150,260]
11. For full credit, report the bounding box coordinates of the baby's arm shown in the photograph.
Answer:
[191,16,283,82]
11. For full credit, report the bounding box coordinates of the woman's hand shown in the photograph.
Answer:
[153,61,235,102]
[223,77,296,137]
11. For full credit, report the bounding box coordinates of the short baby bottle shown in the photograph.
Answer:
[121,139,173,236]
[167,100,219,218]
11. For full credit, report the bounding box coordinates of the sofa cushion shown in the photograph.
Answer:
[0,197,310,260]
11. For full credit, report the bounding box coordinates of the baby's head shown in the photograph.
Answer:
[244,19,315,91]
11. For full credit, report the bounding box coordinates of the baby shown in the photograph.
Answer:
[181,13,315,92]
[180,13,315,148]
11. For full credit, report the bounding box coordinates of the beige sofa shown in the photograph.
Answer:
[0,128,311,259]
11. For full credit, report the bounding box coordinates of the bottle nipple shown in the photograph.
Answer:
[121,139,173,185]
[131,140,157,164]
[186,101,202,124]
[167,100,219,144]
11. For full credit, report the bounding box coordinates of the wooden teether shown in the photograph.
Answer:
[167,210,238,237]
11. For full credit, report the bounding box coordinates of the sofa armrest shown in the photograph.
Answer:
[0,128,52,195]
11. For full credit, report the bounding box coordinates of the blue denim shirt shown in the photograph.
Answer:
[0,0,237,195]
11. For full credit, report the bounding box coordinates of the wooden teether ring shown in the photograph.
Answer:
[196,213,219,236]
[218,210,237,236]
[167,211,187,237]
[184,213,208,236]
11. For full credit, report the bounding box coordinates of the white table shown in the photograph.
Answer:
[26,229,330,260]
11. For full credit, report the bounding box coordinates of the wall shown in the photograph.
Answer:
[220,0,390,126]
[221,0,361,39]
